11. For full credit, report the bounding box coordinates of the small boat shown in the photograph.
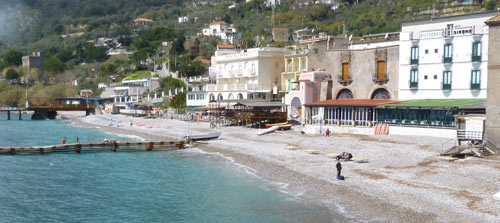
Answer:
[257,126,279,136]
[265,123,292,130]
[303,149,319,154]
[185,132,221,141]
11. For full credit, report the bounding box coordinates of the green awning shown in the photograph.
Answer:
[377,99,486,109]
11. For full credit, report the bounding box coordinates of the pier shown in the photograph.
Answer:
[0,140,187,155]
[0,108,23,120]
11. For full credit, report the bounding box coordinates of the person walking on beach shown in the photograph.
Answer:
[336,159,342,178]
[326,128,330,137]
[76,137,79,142]
[61,136,66,145]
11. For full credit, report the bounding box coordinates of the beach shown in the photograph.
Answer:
[70,113,500,222]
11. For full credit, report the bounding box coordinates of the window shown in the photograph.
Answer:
[443,71,452,90]
[342,63,350,81]
[376,61,386,80]
[425,49,429,54]
[424,75,428,80]
[471,70,481,90]
[410,69,418,88]
[446,24,453,36]
[435,49,438,53]
[434,75,438,80]
[411,46,419,64]
[472,42,482,62]
[275,62,279,69]
[301,60,306,72]
[444,44,453,63]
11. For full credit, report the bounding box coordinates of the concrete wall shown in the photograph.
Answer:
[325,45,399,99]
[485,23,500,151]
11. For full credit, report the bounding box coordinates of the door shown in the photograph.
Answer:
[342,63,349,81]
[377,61,386,80]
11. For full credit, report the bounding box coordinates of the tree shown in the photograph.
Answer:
[169,91,186,109]
[5,69,19,81]
[44,57,66,75]
[1,50,23,68]
[179,61,207,77]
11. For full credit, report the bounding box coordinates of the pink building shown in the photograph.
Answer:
[285,71,329,119]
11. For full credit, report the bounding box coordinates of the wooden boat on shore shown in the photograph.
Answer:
[185,132,221,141]
[264,123,292,130]
[257,126,279,136]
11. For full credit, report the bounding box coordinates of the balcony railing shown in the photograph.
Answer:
[337,74,352,85]
[443,57,452,64]
[409,81,418,89]
[372,73,388,83]
[410,58,419,65]
[442,82,451,90]
[471,82,480,90]
[472,55,481,62]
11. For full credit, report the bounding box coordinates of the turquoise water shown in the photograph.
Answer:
[0,115,336,222]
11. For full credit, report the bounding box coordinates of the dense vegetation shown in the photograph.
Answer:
[0,0,497,107]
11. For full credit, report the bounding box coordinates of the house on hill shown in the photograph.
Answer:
[202,21,238,43]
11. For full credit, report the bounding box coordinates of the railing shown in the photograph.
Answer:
[409,80,418,89]
[372,73,388,83]
[471,82,480,90]
[337,74,352,85]
[442,82,451,90]
[410,58,419,65]
[472,55,481,62]
[457,130,483,140]
[443,57,453,63]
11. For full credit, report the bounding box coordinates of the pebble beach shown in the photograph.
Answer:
[70,113,500,222]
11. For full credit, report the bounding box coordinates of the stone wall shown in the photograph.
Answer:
[485,23,500,152]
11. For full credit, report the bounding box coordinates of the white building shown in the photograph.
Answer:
[399,12,497,100]
[178,16,189,23]
[100,78,161,103]
[206,47,285,102]
[266,0,280,6]
[202,21,238,43]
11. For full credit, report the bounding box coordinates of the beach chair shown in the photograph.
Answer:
[351,157,369,163]
[303,149,319,154]
[327,153,340,158]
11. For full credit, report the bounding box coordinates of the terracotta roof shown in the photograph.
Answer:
[307,99,400,107]
[134,18,153,22]
[211,21,225,25]
[298,37,328,44]
[485,13,500,26]
[195,58,211,64]
[273,27,289,31]
[217,44,234,49]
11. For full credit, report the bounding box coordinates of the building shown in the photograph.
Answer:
[266,0,280,7]
[272,28,289,42]
[79,89,93,97]
[202,21,238,43]
[100,78,161,104]
[22,52,44,80]
[485,13,500,151]
[399,12,497,100]
[133,18,153,26]
[325,33,400,100]
[178,16,189,23]
[206,47,285,102]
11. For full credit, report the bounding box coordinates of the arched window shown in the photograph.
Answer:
[237,93,244,100]
[228,93,234,100]
[336,89,354,99]
[217,93,223,101]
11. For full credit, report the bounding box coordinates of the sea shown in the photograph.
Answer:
[0,114,339,223]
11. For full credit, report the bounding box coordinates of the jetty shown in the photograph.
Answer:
[0,140,187,155]
[0,107,23,120]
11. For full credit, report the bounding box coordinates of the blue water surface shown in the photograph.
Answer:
[0,114,334,223]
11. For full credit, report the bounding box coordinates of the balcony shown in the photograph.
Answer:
[337,74,352,85]
[372,73,389,83]
[442,82,451,90]
[472,55,481,62]
[471,82,480,90]
[443,57,453,64]
[409,81,418,89]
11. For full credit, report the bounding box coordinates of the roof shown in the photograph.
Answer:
[273,27,289,31]
[403,11,497,24]
[307,99,399,107]
[134,18,153,22]
[217,44,234,49]
[211,21,226,25]
[485,13,500,26]
[377,99,486,109]
[195,58,211,64]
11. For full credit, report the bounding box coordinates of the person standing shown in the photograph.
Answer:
[336,159,342,178]
[61,136,66,145]
[326,128,330,137]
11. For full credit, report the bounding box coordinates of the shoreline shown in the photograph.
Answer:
[70,114,500,222]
